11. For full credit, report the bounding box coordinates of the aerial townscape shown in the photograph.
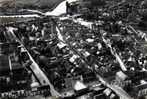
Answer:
[0,0,147,99]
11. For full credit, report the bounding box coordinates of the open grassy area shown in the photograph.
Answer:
[0,0,64,11]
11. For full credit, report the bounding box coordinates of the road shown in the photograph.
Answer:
[7,27,61,97]
[71,18,133,99]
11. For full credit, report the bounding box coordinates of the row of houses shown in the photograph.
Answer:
[67,0,106,15]
[0,14,40,24]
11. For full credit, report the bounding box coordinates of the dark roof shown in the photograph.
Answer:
[0,55,10,75]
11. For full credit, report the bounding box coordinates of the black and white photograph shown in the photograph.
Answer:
[0,0,147,99]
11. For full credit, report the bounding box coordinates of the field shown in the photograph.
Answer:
[0,0,64,11]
